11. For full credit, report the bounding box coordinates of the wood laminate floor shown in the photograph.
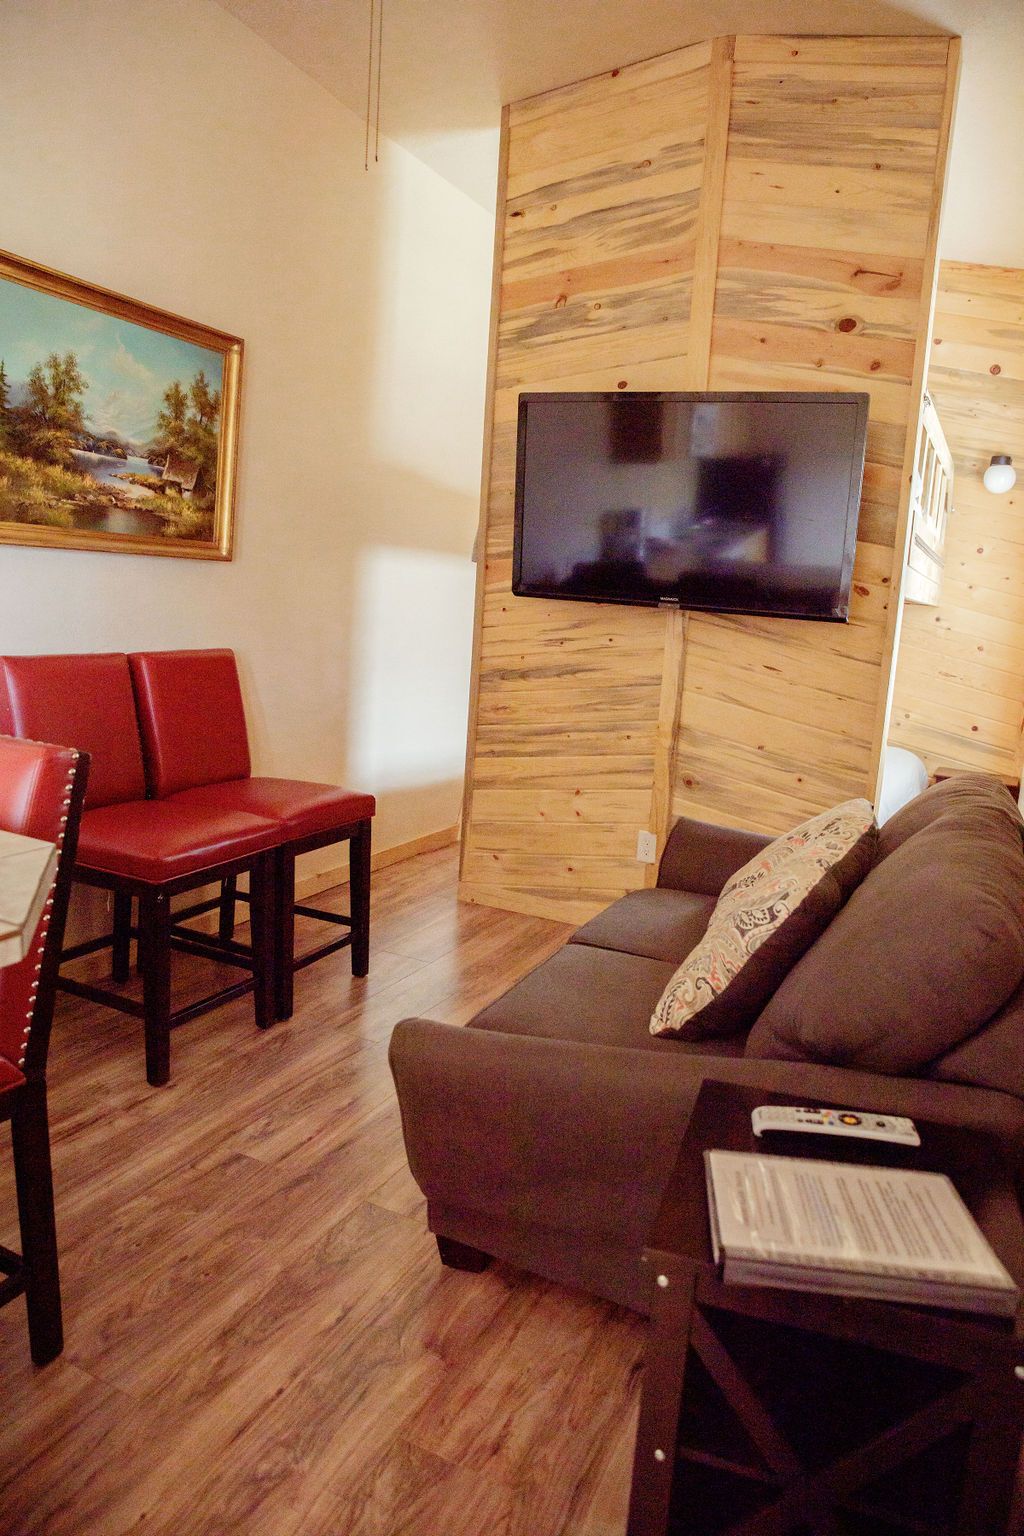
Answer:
[0,848,646,1536]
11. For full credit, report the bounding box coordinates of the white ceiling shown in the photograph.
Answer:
[215,0,1024,264]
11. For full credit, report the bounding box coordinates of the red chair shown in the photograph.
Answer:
[0,654,278,1087]
[0,736,88,1364]
[127,649,375,1020]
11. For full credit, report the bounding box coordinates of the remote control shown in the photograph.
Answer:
[751,1105,921,1147]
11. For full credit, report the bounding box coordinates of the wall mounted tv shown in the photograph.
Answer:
[512,391,870,623]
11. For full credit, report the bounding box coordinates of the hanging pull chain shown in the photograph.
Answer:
[364,0,384,170]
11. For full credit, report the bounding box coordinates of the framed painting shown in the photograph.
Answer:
[0,248,242,560]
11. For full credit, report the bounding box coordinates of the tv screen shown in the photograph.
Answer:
[512,391,869,622]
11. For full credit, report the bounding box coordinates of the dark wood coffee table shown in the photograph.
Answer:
[626,1080,1024,1536]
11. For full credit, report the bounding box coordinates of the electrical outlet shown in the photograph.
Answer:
[636,830,658,864]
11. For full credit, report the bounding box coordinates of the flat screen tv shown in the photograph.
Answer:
[512,391,870,622]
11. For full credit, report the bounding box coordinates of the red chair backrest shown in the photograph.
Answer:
[129,649,251,798]
[0,737,88,1077]
[0,654,146,811]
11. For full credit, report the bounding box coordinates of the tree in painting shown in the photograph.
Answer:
[16,351,88,467]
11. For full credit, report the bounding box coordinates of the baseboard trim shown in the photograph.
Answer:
[369,823,460,876]
[293,822,460,899]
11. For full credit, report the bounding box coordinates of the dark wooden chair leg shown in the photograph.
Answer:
[136,904,149,977]
[139,889,172,1087]
[350,820,371,978]
[436,1236,490,1273]
[249,856,275,1031]
[274,847,296,1023]
[11,1083,63,1365]
[111,891,133,984]
[218,875,237,944]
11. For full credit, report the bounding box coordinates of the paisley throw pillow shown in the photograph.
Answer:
[650,799,876,1040]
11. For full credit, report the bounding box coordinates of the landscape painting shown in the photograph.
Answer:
[0,250,241,559]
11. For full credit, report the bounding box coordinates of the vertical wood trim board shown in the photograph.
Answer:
[644,37,735,887]
[459,106,512,880]
[889,260,1024,782]
[868,38,962,806]
[460,34,959,922]
[686,34,734,389]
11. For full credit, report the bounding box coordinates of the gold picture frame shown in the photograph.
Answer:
[0,248,242,560]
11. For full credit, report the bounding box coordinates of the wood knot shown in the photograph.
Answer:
[554,293,568,309]
[617,380,628,389]
[991,364,1002,375]
[835,317,859,333]
[870,360,882,371]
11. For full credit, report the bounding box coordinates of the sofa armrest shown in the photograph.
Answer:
[390,1019,696,1250]
[657,815,773,895]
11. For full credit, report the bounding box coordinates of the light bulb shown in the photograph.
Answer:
[983,455,1016,494]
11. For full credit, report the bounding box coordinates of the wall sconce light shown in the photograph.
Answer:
[983,454,1016,494]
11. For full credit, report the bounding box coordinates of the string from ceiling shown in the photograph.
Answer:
[365,0,384,169]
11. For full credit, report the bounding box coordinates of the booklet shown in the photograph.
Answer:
[705,1150,1020,1317]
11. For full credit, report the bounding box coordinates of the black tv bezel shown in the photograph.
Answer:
[511,390,870,624]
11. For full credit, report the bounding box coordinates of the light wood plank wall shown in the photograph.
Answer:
[461,34,960,924]
[889,262,1024,782]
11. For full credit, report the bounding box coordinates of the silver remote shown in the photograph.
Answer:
[751,1105,921,1147]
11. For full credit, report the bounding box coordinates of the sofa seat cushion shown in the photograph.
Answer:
[747,774,1024,1072]
[77,799,279,884]
[471,944,746,1055]
[169,778,376,842]
[651,799,876,1041]
[569,889,716,964]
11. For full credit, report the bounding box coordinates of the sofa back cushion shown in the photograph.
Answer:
[746,774,1024,1073]
[0,653,146,810]
[129,649,251,797]
[651,800,876,1040]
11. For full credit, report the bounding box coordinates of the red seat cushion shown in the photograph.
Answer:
[168,778,375,842]
[0,654,146,810]
[128,650,251,797]
[0,1058,26,1095]
[76,799,279,884]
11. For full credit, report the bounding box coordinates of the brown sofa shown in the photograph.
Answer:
[389,774,1024,1312]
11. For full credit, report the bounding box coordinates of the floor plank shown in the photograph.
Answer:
[0,847,645,1536]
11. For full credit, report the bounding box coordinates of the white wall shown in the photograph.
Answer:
[0,0,492,874]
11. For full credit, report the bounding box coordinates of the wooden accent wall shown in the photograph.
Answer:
[461,35,960,924]
[889,262,1024,782]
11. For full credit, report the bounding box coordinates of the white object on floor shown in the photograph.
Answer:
[877,745,929,824]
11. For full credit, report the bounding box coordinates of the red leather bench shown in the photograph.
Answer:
[127,649,374,1020]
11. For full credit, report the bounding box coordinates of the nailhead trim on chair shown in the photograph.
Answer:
[15,749,80,1069]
